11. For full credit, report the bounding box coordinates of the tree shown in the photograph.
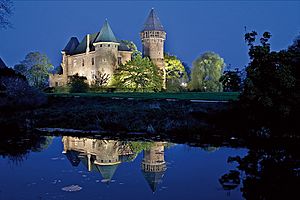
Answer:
[190,52,225,91]
[220,68,242,92]
[113,54,163,92]
[0,66,47,108]
[164,53,187,91]
[68,73,89,93]
[240,31,299,124]
[120,40,142,59]
[14,52,54,89]
[0,0,13,29]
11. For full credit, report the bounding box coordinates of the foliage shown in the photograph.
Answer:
[120,40,142,59]
[220,146,300,199]
[0,0,13,29]
[68,73,89,93]
[220,68,242,92]
[190,52,225,92]
[113,54,163,92]
[129,141,154,154]
[240,31,299,128]
[14,52,54,89]
[164,53,188,91]
[0,67,47,109]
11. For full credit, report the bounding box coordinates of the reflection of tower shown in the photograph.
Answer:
[141,142,166,192]
[62,137,134,183]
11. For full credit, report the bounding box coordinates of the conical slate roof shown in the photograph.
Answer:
[142,170,165,192]
[142,8,164,31]
[94,20,118,43]
[96,164,119,181]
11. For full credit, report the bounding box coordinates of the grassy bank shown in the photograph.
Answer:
[47,92,239,101]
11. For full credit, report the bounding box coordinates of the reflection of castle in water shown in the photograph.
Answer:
[62,136,166,192]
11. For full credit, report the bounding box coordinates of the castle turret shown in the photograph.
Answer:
[93,20,120,76]
[141,8,166,88]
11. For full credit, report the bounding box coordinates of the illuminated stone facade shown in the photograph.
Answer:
[49,9,166,87]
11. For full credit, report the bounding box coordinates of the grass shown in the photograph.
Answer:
[47,92,240,101]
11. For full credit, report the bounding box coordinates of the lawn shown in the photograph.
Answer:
[47,92,240,101]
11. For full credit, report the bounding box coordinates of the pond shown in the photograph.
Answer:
[0,136,248,200]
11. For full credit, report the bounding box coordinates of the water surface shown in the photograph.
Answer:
[0,136,247,200]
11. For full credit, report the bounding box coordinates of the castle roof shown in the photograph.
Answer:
[94,20,118,43]
[142,8,164,32]
[62,37,79,54]
[142,170,165,192]
[0,58,7,69]
[96,164,119,182]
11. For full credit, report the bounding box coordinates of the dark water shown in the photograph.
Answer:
[0,136,248,200]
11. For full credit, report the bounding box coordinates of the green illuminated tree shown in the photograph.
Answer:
[190,52,225,91]
[164,53,188,91]
[120,40,142,59]
[113,54,163,92]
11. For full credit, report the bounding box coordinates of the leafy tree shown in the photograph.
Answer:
[240,31,299,124]
[164,53,188,91]
[120,40,142,59]
[14,52,54,89]
[220,68,242,92]
[190,52,225,91]
[113,54,163,92]
[68,73,89,93]
[0,0,13,29]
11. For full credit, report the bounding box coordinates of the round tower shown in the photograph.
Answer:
[93,20,119,76]
[141,8,166,88]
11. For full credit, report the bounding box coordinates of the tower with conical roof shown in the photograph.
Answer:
[93,20,120,76]
[140,8,166,88]
[141,142,166,192]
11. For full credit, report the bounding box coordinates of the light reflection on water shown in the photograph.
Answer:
[0,136,247,200]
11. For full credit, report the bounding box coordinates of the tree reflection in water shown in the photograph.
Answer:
[219,145,300,199]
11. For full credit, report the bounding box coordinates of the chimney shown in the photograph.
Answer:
[86,34,90,53]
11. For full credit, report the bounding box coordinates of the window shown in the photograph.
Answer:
[108,44,110,47]
[100,44,102,47]
[118,57,122,65]
[92,57,95,65]
[82,59,85,66]
[55,82,59,87]
[73,59,77,67]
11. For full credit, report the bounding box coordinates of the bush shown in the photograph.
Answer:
[0,68,47,109]
[68,74,89,93]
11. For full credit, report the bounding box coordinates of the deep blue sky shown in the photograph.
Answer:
[1,1,299,70]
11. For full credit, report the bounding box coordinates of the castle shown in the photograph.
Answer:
[49,9,166,87]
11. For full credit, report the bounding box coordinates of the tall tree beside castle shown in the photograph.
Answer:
[190,52,225,92]
[14,52,53,89]
[49,9,167,91]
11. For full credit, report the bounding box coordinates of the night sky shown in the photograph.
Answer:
[1,0,299,70]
